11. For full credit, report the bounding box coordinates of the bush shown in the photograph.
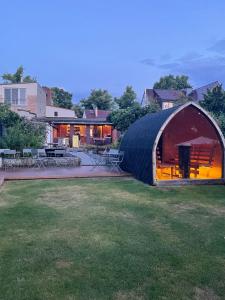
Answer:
[0,104,46,151]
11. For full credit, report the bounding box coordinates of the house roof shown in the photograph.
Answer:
[46,105,75,112]
[143,82,220,105]
[154,89,185,101]
[36,117,112,125]
[189,81,219,102]
[84,109,111,120]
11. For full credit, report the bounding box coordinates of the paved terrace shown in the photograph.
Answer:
[0,166,130,184]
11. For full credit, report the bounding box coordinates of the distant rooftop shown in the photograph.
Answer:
[154,89,184,101]
[190,81,220,102]
[143,81,220,104]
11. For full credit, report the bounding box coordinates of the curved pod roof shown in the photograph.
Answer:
[120,102,225,185]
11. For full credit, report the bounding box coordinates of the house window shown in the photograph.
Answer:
[162,102,173,110]
[54,111,58,117]
[4,88,26,105]
[4,89,11,104]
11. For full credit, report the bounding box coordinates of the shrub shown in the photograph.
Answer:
[0,104,46,151]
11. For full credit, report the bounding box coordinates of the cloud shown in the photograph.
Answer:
[178,52,203,63]
[158,54,225,85]
[160,53,172,61]
[140,58,155,66]
[208,39,225,54]
[159,62,180,69]
[140,40,225,86]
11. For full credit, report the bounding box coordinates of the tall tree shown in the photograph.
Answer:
[108,102,160,132]
[73,104,84,118]
[2,66,36,83]
[80,89,113,110]
[153,75,192,90]
[200,85,225,136]
[115,86,137,109]
[200,85,225,116]
[51,87,73,109]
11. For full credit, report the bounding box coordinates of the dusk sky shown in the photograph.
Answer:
[1,0,225,102]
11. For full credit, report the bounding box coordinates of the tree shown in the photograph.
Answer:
[0,104,21,127]
[153,75,192,90]
[0,104,45,150]
[115,86,137,109]
[73,104,83,118]
[200,85,225,136]
[4,120,46,151]
[51,87,73,109]
[108,102,161,132]
[140,102,161,116]
[80,89,113,110]
[215,114,225,135]
[200,85,225,116]
[2,65,36,83]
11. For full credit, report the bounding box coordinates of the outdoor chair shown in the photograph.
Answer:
[32,149,47,168]
[108,151,124,172]
[89,151,107,170]
[23,149,32,157]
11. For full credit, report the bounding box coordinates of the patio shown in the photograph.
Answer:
[0,147,128,184]
[0,165,129,181]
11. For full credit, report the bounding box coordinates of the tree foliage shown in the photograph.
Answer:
[153,75,192,90]
[2,66,36,83]
[0,104,45,150]
[215,114,225,136]
[108,102,161,132]
[115,86,137,109]
[200,85,225,136]
[80,89,113,110]
[51,87,73,109]
[73,104,84,118]
[200,85,225,116]
[3,120,46,151]
[0,104,21,127]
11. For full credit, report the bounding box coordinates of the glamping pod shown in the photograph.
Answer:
[120,102,225,185]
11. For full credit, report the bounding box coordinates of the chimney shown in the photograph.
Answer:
[92,104,98,117]
[95,106,98,117]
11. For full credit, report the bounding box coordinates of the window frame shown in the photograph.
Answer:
[4,87,26,106]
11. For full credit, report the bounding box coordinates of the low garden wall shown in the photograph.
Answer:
[0,157,81,169]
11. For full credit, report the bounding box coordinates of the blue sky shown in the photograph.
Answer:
[1,0,225,102]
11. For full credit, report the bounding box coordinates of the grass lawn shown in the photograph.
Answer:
[0,178,225,300]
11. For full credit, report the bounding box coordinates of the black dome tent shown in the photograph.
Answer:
[120,102,225,185]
